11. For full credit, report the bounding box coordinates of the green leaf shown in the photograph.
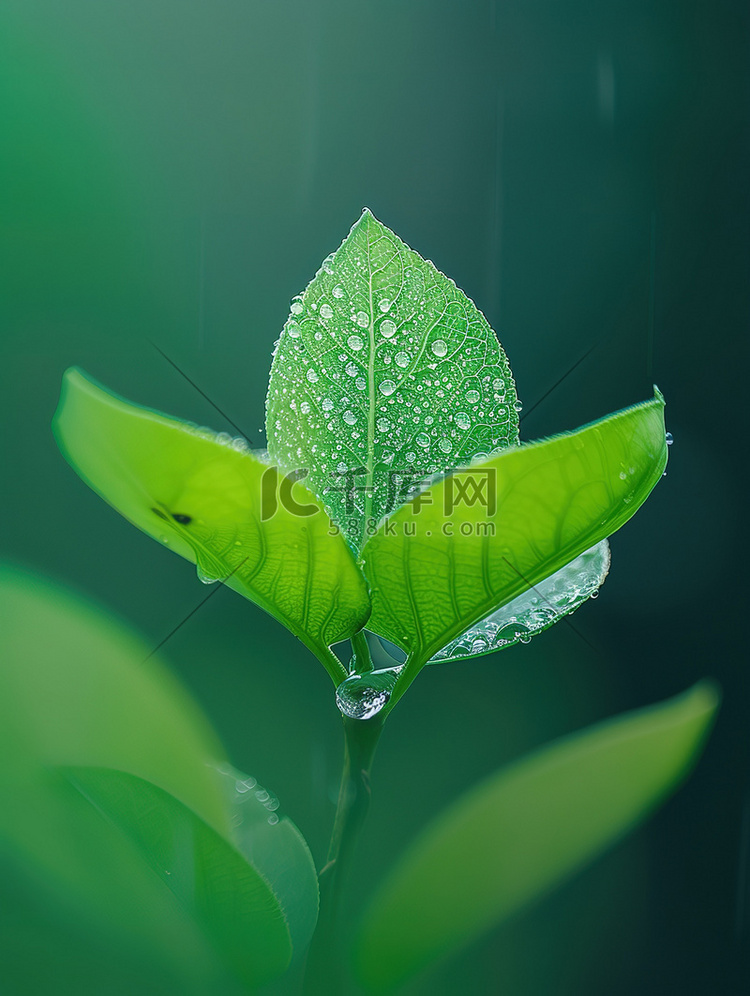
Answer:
[62,767,294,991]
[355,681,719,993]
[0,565,280,989]
[265,209,519,549]
[428,540,610,663]
[53,367,371,682]
[0,563,228,832]
[361,391,667,687]
[215,763,319,958]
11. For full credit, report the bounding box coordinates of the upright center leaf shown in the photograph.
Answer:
[266,210,519,549]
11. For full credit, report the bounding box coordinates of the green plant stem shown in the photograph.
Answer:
[351,629,374,673]
[303,714,384,995]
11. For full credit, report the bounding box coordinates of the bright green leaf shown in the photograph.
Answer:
[53,367,371,682]
[63,767,294,991]
[265,209,519,549]
[215,763,319,957]
[361,391,667,687]
[355,681,719,993]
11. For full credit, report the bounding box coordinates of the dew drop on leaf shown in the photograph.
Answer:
[380,319,397,338]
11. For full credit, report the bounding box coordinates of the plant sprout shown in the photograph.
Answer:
[48,210,716,994]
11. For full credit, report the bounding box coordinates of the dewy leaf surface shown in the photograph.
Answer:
[63,767,294,990]
[355,681,719,993]
[266,209,518,549]
[361,392,667,675]
[429,540,610,664]
[53,368,370,681]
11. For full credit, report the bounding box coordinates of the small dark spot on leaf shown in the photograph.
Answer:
[172,513,192,525]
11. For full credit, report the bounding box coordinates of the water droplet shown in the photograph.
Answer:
[439,438,452,453]
[431,339,448,357]
[306,369,319,383]
[290,299,303,315]
[333,285,345,299]
[395,351,410,368]
[405,451,416,463]
[267,813,280,825]
[320,303,334,320]
[287,323,301,338]
[321,397,334,412]
[415,432,430,448]
[377,417,391,432]
[455,411,471,430]
[343,410,357,426]
[466,389,481,404]
[300,401,310,414]
[197,567,220,584]
[471,636,488,654]
[346,362,358,377]
[513,399,523,412]
[335,666,403,720]
[380,319,397,338]
[356,310,369,329]
[666,432,674,445]
[378,298,392,312]
[336,461,348,474]
[348,334,364,351]
[493,378,505,390]
[380,380,396,396]
[619,471,627,480]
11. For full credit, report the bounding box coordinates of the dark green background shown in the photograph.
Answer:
[1,1,747,993]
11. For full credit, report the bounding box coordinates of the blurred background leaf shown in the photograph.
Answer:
[355,682,718,992]
[0,566,317,992]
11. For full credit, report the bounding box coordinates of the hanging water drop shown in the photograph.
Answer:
[666,432,674,445]
[378,298,392,312]
[380,380,396,396]
[335,666,404,720]
[320,303,334,320]
[431,339,448,357]
[356,310,369,329]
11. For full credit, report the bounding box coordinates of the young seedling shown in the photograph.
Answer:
[52,211,715,994]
